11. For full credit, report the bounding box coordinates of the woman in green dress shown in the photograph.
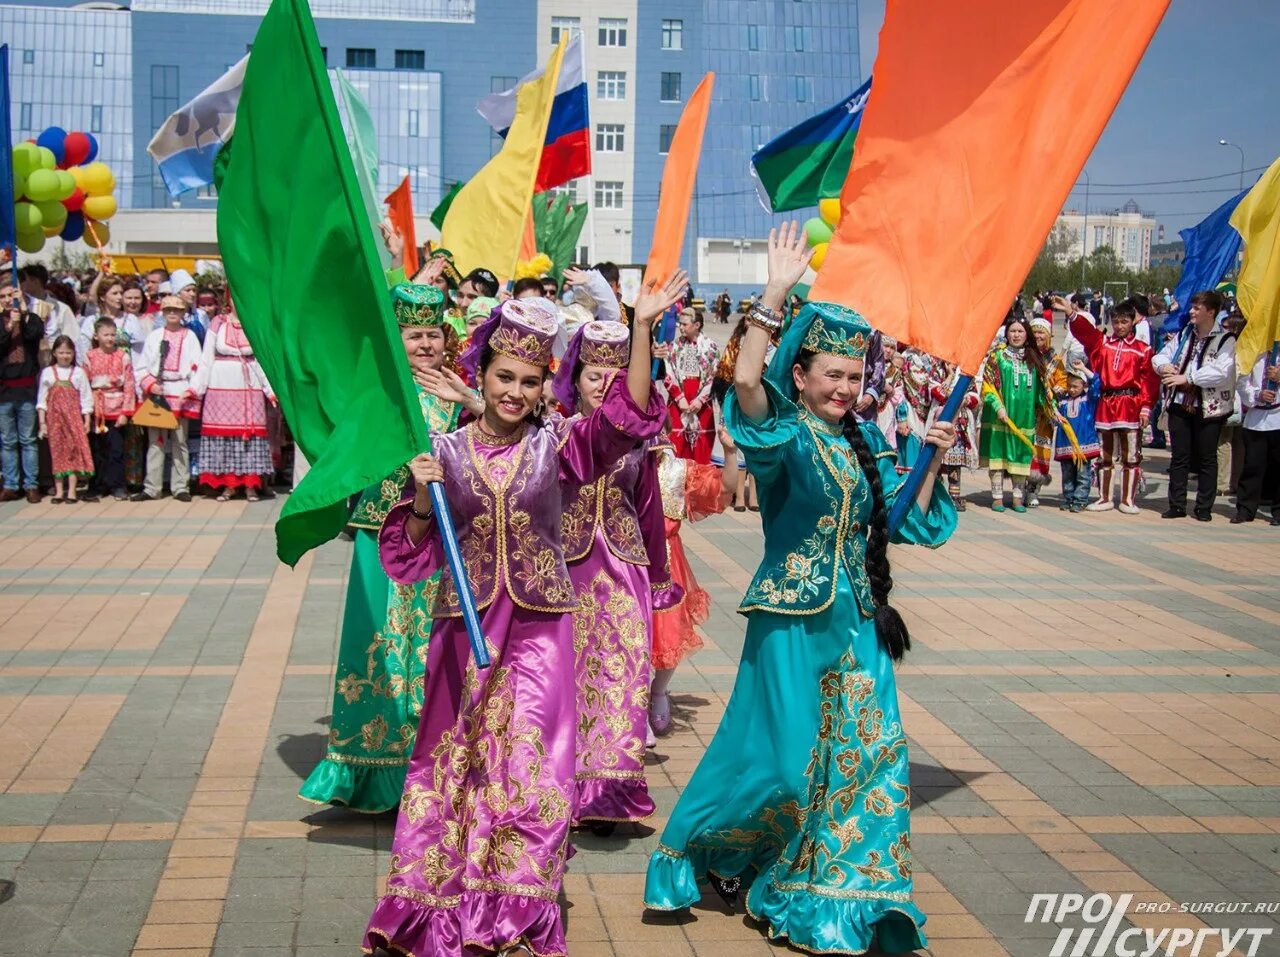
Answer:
[643,223,958,955]
[979,315,1053,512]
[298,283,482,812]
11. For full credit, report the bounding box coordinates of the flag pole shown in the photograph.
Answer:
[426,481,490,668]
[887,373,972,535]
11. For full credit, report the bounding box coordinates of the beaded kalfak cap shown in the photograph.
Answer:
[579,320,630,369]
[488,299,559,368]
[390,283,445,327]
[800,307,870,361]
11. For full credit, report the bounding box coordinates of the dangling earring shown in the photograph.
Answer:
[533,398,546,418]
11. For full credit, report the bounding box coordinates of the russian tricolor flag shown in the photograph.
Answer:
[477,34,590,192]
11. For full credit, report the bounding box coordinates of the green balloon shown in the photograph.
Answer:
[14,169,27,200]
[24,168,59,202]
[16,228,46,254]
[804,216,833,247]
[54,170,76,201]
[36,200,68,230]
[11,142,39,178]
[14,201,43,232]
[36,146,57,170]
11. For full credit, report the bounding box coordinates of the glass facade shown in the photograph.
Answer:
[131,0,476,23]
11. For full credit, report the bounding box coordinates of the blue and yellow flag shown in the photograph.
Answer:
[1232,156,1280,374]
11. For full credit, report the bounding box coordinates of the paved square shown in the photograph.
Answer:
[1,463,1279,957]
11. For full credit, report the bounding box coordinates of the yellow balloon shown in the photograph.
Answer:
[819,197,842,227]
[69,165,89,190]
[83,219,111,246]
[43,226,62,238]
[82,194,118,221]
[810,242,829,271]
[81,161,115,197]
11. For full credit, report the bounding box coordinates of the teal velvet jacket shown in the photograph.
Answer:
[723,379,956,619]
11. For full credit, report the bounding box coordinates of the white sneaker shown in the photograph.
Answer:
[1085,499,1115,512]
[1117,502,1140,515]
[1027,494,1040,508]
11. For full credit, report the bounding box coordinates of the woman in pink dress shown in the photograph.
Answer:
[366,274,685,957]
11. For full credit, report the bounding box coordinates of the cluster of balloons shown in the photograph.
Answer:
[10,126,119,255]
[803,197,843,272]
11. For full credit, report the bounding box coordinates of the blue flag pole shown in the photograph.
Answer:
[0,45,18,284]
[887,373,973,535]
[426,480,490,668]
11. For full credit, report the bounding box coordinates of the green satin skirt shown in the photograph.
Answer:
[644,567,926,955]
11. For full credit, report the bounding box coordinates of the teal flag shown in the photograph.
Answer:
[750,78,871,213]
[215,0,429,566]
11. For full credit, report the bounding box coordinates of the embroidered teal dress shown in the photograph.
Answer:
[644,374,956,955]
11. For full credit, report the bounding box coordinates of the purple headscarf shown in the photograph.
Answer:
[551,324,589,413]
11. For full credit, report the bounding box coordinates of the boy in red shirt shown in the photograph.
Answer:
[1059,296,1159,514]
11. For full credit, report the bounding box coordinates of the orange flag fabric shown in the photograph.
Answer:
[644,73,714,286]
[385,176,419,278]
[809,0,1170,375]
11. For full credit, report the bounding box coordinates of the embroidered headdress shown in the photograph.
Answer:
[766,300,875,401]
[461,297,558,375]
[552,320,631,411]
[390,283,445,327]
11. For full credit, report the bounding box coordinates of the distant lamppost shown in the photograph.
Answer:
[1080,169,1090,289]
[1219,139,1245,190]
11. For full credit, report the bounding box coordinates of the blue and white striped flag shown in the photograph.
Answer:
[147,56,247,196]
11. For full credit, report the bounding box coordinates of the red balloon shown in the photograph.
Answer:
[63,131,91,168]
[63,187,86,213]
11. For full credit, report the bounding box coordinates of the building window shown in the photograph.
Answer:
[596,71,626,100]
[196,183,217,200]
[794,75,810,103]
[749,75,762,101]
[18,103,32,131]
[789,26,807,51]
[346,48,376,68]
[661,19,683,50]
[150,64,179,130]
[596,123,625,153]
[405,109,420,137]
[320,47,327,65]
[22,49,34,65]
[747,24,761,51]
[93,51,105,68]
[660,72,682,102]
[395,49,425,70]
[551,182,580,204]
[90,105,103,133]
[551,15,581,45]
[598,18,627,47]
[595,181,623,210]
[491,75,516,94]
[578,244,590,264]
[659,124,676,154]
[750,124,765,149]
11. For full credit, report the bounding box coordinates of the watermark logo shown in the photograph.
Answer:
[1025,893,1275,957]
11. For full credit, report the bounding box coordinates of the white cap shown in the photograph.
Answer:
[168,269,196,293]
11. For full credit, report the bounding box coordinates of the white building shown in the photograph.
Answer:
[1055,199,1156,272]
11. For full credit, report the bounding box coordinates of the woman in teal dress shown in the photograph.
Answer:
[644,223,958,955]
[299,283,482,812]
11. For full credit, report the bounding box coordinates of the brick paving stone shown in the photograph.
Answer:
[3,479,1280,955]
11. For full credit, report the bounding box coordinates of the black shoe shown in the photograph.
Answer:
[1195,512,1212,522]
[1161,507,1187,519]
[708,873,742,911]
[1231,513,1253,524]
[174,491,192,503]
[1271,515,1280,526]
[588,821,617,838]
[80,494,100,503]
[129,492,156,502]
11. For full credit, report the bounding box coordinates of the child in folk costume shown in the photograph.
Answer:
[550,320,678,831]
[1023,317,1069,507]
[83,318,137,500]
[930,360,981,511]
[136,296,203,502]
[36,336,94,504]
[194,310,277,501]
[1062,296,1159,514]
[648,425,739,737]
[980,316,1058,512]
[1055,366,1102,512]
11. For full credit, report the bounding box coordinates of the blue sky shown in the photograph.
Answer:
[856,0,1280,240]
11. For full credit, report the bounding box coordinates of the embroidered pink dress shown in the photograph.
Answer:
[366,377,662,957]
[194,318,275,489]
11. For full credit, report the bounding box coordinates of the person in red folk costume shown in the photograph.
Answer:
[1060,295,1159,514]
[659,306,719,463]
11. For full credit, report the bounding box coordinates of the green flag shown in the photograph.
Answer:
[214,0,428,566]
[336,69,391,270]
[429,180,463,231]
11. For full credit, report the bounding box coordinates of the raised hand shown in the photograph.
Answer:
[635,268,688,328]
[411,256,445,287]
[409,452,444,487]
[765,221,815,296]
[562,267,587,288]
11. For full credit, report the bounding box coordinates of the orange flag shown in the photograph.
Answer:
[809,0,1170,374]
[644,73,714,286]
[385,176,419,278]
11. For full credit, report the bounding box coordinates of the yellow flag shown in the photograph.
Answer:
[441,40,566,278]
[1232,156,1280,375]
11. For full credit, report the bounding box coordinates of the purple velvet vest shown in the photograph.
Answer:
[430,424,579,618]
[561,445,649,565]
